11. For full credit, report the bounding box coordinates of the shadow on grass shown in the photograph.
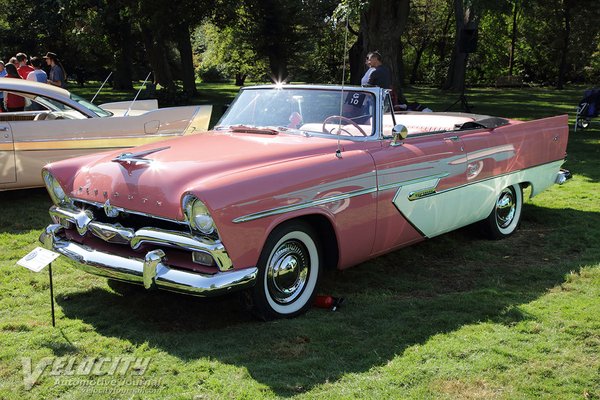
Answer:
[55,204,599,397]
[0,188,52,233]
[565,127,600,183]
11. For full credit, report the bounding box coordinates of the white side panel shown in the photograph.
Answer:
[392,160,564,238]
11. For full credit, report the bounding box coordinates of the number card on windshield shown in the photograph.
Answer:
[344,92,366,109]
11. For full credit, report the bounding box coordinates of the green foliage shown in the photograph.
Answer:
[467,10,511,84]
[403,0,453,85]
[0,0,598,96]
[194,21,267,84]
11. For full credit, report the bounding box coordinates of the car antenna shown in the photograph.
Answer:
[336,14,350,159]
[91,71,113,104]
[124,71,152,117]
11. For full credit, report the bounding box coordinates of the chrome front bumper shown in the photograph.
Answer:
[40,224,257,297]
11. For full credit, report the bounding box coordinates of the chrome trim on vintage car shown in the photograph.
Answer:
[233,173,453,224]
[88,221,135,244]
[74,198,187,225]
[232,187,377,223]
[408,188,437,200]
[49,206,93,235]
[377,172,449,192]
[112,145,170,166]
[39,225,256,297]
[555,168,572,185]
[49,205,233,271]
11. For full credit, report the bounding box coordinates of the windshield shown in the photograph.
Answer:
[70,93,113,117]
[217,87,376,137]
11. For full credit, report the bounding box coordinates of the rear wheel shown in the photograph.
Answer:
[480,184,523,240]
[245,221,321,320]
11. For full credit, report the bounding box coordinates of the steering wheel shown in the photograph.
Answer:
[322,115,368,137]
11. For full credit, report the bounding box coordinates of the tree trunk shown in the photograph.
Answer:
[360,0,410,103]
[103,2,132,90]
[443,0,473,92]
[349,30,365,85]
[556,0,571,89]
[435,8,454,86]
[175,21,197,96]
[141,24,174,90]
[235,73,247,86]
[410,45,426,84]
[508,0,519,76]
[253,0,290,81]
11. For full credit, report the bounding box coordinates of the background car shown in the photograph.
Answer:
[40,84,570,320]
[0,79,211,190]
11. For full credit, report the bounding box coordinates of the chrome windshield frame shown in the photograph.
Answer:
[216,84,386,143]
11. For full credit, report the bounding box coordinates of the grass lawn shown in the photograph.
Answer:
[0,83,598,399]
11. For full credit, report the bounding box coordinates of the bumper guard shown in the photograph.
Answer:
[40,224,257,297]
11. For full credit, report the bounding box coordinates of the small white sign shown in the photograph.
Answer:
[17,247,60,272]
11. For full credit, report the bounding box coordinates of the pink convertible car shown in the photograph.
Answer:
[40,84,570,319]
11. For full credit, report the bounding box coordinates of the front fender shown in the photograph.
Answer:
[196,148,378,270]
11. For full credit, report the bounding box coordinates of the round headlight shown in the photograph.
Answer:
[43,170,71,205]
[183,195,216,235]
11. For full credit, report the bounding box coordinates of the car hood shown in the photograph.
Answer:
[65,130,343,219]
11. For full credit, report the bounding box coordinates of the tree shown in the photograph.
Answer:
[507,0,520,76]
[359,0,410,102]
[404,0,452,84]
[443,0,476,91]
[194,21,267,86]
[96,1,135,90]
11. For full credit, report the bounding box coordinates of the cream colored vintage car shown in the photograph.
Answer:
[0,79,211,190]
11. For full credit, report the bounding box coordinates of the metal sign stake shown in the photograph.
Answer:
[48,262,56,327]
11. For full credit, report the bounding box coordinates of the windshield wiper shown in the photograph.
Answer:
[228,125,279,135]
[275,126,310,137]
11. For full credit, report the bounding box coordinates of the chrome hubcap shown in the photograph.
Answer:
[496,188,516,228]
[266,240,309,304]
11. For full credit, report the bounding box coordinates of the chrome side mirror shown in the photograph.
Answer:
[390,124,408,147]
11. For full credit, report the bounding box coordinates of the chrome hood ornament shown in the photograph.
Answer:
[112,146,170,166]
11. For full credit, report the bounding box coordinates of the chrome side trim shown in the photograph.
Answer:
[49,205,233,271]
[233,172,452,224]
[232,187,377,223]
[415,159,565,199]
[377,172,449,192]
[408,188,437,200]
[39,225,256,297]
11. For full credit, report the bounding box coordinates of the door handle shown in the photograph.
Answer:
[0,127,8,132]
[443,136,459,142]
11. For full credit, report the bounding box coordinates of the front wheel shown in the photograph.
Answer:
[480,184,523,240]
[245,221,321,320]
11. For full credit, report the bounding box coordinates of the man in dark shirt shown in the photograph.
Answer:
[366,51,392,89]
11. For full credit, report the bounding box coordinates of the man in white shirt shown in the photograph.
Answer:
[26,57,48,83]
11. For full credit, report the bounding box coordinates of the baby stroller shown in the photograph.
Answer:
[575,88,600,132]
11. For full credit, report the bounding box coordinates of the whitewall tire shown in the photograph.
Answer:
[481,184,523,240]
[248,221,321,320]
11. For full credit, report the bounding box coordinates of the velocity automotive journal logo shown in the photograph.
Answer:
[21,356,162,393]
